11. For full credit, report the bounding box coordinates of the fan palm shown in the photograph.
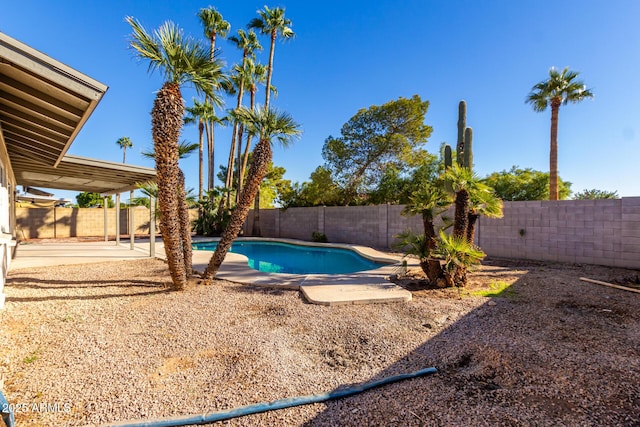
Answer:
[202,106,301,281]
[399,182,452,284]
[526,67,593,200]
[467,182,503,243]
[116,136,133,163]
[434,230,486,287]
[248,6,293,109]
[127,16,223,290]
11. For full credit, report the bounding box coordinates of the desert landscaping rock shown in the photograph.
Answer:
[0,257,638,426]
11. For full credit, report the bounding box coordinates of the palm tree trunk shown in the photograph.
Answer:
[152,82,187,290]
[252,188,261,236]
[240,89,257,187]
[178,169,192,278]
[453,189,470,239]
[422,214,444,285]
[123,147,126,164]
[265,31,276,108]
[198,119,204,200]
[206,121,214,191]
[225,81,245,208]
[236,124,245,203]
[467,212,479,244]
[202,138,272,281]
[549,101,560,200]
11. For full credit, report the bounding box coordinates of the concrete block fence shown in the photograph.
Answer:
[243,198,640,270]
[14,198,640,269]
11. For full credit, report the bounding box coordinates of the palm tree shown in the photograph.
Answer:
[444,164,474,240]
[248,7,293,235]
[248,6,293,108]
[185,100,217,200]
[434,230,486,287]
[225,29,262,206]
[116,136,133,163]
[199,6,230,192]
[526,67,594,200]
[399,181,452,285]
[202,106,301,281]
[127,16,223,290]
[467,183,503,243]
[239,59,269,195]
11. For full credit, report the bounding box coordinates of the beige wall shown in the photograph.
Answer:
[16,207,198,239]
[244,198,640,270]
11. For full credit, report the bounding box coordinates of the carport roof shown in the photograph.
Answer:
[12,154,156,195]
[0,31,155,195]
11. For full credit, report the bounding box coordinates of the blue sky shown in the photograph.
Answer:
[2,0,639,201]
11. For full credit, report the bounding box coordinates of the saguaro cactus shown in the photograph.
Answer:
[456,100,466,165]
[445,100,473,170]
[463,127,473,170]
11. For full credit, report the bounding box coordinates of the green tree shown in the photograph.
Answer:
[281,166,343,207]
[526,67,594,200]
[483,166,572,201]
[323,95,433,204]
[202,106,301,281]
[76,192,114,208]
[116,136,133,163]
[573,188,619,200]
[218,157,290,208]
[127,16,223,290]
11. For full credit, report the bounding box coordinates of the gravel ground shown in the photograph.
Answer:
[1,257,639,426]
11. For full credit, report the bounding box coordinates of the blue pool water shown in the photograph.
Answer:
[193,240,388,274]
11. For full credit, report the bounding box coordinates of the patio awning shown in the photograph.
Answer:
[12,154,156,194]
[0,31,156,195]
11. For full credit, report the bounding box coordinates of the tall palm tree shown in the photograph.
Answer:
[239,60,269,195]
[185,100,216,200]
[248,7,293,235]
[143,139,200,269]
[127,16,222,290]
[526,67,594,200]
[202,106,301,281]
[248,6,293,108]
[116,136,133,163]
[225,29,262,206]
[199,6,230,192]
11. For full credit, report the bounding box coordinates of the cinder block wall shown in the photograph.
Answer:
[247,197,640,269]
[16,207,198,239]
[477,198,640,269]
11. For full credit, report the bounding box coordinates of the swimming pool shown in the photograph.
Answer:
[192,240,389,274]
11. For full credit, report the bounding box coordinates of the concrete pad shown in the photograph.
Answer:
[10,241,151,270]
[301,283,412,306]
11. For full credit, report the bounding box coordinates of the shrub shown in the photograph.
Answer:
[311,231,328,242]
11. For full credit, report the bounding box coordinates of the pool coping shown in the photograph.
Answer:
[191,237,414,305]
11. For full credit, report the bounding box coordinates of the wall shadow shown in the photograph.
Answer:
[302,260,640,426]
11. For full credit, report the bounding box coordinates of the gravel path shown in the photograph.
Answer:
[1,258,639,426]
